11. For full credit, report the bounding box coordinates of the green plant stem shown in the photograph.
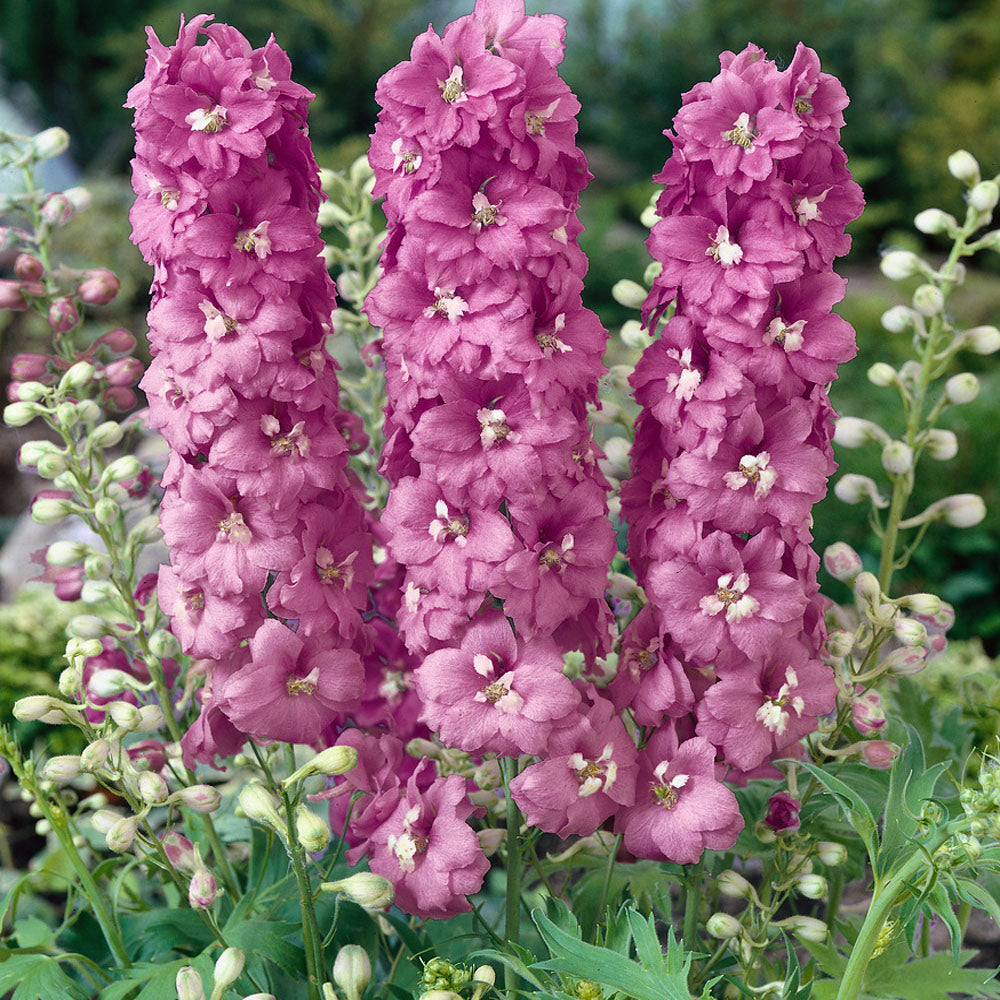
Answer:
[501,757,523,997]
[834,832,947,1000]
[825,866,844,933]
[682,861,703,953]
[591,833,622,943]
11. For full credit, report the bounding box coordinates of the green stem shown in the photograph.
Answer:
[501,758,523,997]
[591,833,622,943]
[825,866,844,933]
[682,861,704,953]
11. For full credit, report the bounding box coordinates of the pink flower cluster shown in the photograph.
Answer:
[619,44,863,811]
[127,16,375,763]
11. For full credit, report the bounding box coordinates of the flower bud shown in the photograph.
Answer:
[4,401,41,427]
[852,691,885,734]
[105,357,144,387]
[717,869,752,899]
[853,571,882,606]
[862,740,899,770]
[40,193,74,226]
[88,668,133,698]
[477,827,505,856]
[148,629,180,659]
[101,455,143,485]
[970,180,1000,213]
[138,771,169,805]
[894,617,928,646]
[76,398,102,423]
[283,745,358,787]
[176,966,207,1000]
[833,416,886,449]
[14,253,45,281]
[42,754,82,783]
[61,361,96,390]
[0,279,32,310]
[941,493,986,528]
[611,279,647,310]
[880,304,916,334]
[77,269,120,306]
[947,149,980,183]
[945,373,979,404]
[911,284,944,317]
[867,362,897,387]
[881,440,913,475]
[213,947,245,995]
[321,873,395,911]
[786,916,828,943]
[904,593,942,617]
[81,739,112,772]
[825,629,855,659]
[106,815,139,852]
[48,297,80,333]
[189,866,218,909]
[707,913,742,940]
[129,514,164,545]
[238,783,285,833]
[795,874,828,899]
[834,474,887,508]
[295,805,331,854]
[880,645,928,676]
[64,186,92,212]
[914,208,956,234]
[470,966,496,1000]
[84,553,112,580]
[964,325,1000,355]
[880,250,923,280]
[94,497,121,526]
[823,542,863,582]
[620,319,653,350]
[46,540,88,566]
[171,784,222,814]
[333,945,371,1000]
[924,428,958,461]
[816,841,848,866]
[13,694,68,722]
[33,127,70,159]
[107,700,141,730]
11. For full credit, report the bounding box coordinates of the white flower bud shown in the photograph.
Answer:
[867,362,897,387]
[816,841,848,866]
[189,866,217,909]
[945,372,980,403]
[894,617,928,646]
[707,912,743,939]
[60,361,96,390]
[148,629,180,659]
[79,579,114,604]
[620,319,653,350]
[903,592,942,616]
[42,754,82,783]
[74,399,102,423]
[89,421,124,449]
[107,700,141,730]
[171,784,222,814]
[947,149,980,183]
[13,695,70,722]
[176,966,207,1000]
[963,325,1000,355]
[128,514,163,545]
[785,916,828,943]
[4,401,42,427]
[138,771,169,805]
[16,382,51,403]
[54,401,80,427]
[795,874,828,899]
[853,571,882,605]
[284,745,358,786]
[36,451,69,478]
[970,180,1000,213]
[321,873,395,911]
[880,250,923,280]
[825,629,856,659]
[89,669,132,698]
[213,948,245,995]
[92,497,120,526]
[913,208,956,234]
[717,869,753,898]
[84,553,112,580]
[477,828,505,855]
[823,542,863,581]
[941,493,986,528]
[333,945,371,1000]
[912,283,944,317]
[925,429,958,460]
[471,967,496,1000]
[58,665,82,696]
[834,474,887,507]
[612,279,647,310]
[881,440,913,475]
[101,455,142,484]
[46,540,88,566]
[295,804,331,854]
[880,304,917,334]
[833,416,887,448]
[106,815,139,853]
[238,784,285,833]
[32,127,70,159]
[80,739,112,772]
[64,186,92,212]
[880,646,928,676]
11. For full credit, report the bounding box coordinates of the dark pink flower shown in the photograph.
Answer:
[764,790,801,832]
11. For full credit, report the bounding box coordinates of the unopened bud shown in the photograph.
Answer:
[867,362,897,387]
[470,966,496,1000]
[816,841,848,866]
[101,455,142,484]
[881,440,913,475]
[213,947,245,995]
[825,629,855,659]
[81,739,112,772]
[861,740,899,770]
[477,828,505,856]
[238,783,285,833]
[833,416,886,449]
[620,319,653,350]
[94,497,121,526]
[333,945,371,1000]
[717,869,753,899]
[941,493,986,528]
[970,180,1000,213]
[834,474,886,508]
[852,692,885,734]
[795,874,828,899]
[321,872,395,911]
[148,629,180,659]
[48,297,80,332]
[172,784,222,814]
[964,325,1000,355]
[295,805,331,854]
[77,269,120,306]
[880,250,923,280]
[84,553,112,579]
[853,571,882,605]
[33,127,70,159]
[42,754,82,783]
[924,428,958,460]
[4,401,41,427]
[90,421,125,449]
[472,757,502,790]
[785,916,828,943]
[88,668,132,698]
[945,373,980,404]
[880,304,916,334]
[104,357,144,387]
[893,617,927,646]
[903,593,942,616]
[161,830,198,870]
[707,912,742,939]
[880,645,928,676]
[911,283,944,317]
[189,866,218,909]
[947,149,980,183]
[137,771,169,805]
[40,193,74,226]
[13,694,68,722]
[176,966,207,1000]
[611,279,647,310]
[106,815,138,852]
[107,700,141,730]
[823,542,862,582]
[46,540,88,566]
[914,208,956,234]
[283,745,358,786]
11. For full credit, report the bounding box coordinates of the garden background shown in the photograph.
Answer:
[2,0,1000,697]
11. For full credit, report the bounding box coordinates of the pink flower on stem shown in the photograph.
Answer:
[764,790,802,832]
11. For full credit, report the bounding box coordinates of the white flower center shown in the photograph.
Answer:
[186,105,228,133]
[707,225,743,266]
[665,347,702,401]
[699,571,760,622]
[793,189,829,225]
[723,111,757,149]
[235,221,272,259]
[316,547,357,587]
[568,744,617,798]
[525,98,560,136]
[723,451,777,499]
[391,138,422,174]
[387,804,426,874]
[261,415,309,458]
[199,300,238,341]
[438,65,468,104]
[651,762,689,809]
[216,512,251,544]
[471,191,506,233]
[764,316,806,353]
[754,666,805,735]
[536,312,572,355]
[423,287,469,323]
[428,498,469,547]
[477,407,514,447]
[539,533,575,573]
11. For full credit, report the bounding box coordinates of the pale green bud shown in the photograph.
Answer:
[833,416,888,448]
[76,399,101,423]
[853,571,882,605]
[611,279,647,310]
[321,873,395,911]
[4,401,41,427]
[925,429,958,460]
[94,497,121,526]
[176,966,207,1000]
[101,456,142,485]
[55,401,79,427]
[795,874,828,899]
[914,208,956,234]
[66,636,104,658]
[283,745,358,786]
[707,913,742,939]
[58,665,82,696]
[970,180,999,213]
[128,514,163,545]
[717,869,753,898]
[59,361,95,390]
[212,948,245,998]
[135,705,165,732]
[964,325,1000,354]
[947,149,979,183]
[866,362,897,387]
[643,259,662,284]
[912,284,944,317]
[880,249,923,280]
[295,804,331,854]
[89,421,124,449]
[470,967,496,1000]
[881,440,913,475]
[640,203,660,228]
[824,629,855,659]
[42,754,82,783]
[238,783,285,833]
[347,220,373,246]
[36,451,68,478]
[107,700,141,730]
[902,593,942,616]
[946,372,980,403]
[32,127,70,158]
[880,304,917,334]
[15,382,50,403]
[318,167,337,193]
[138,771,169,805]
[90,809,122,835]
[80,739,112,772]
[941,493,986,528]
[84,552,112,579]
[816,841,848,866]
[88,668,133,698]
[834,474,887,508]
[80,579,115,604]
[785,916,828,943]
[171,784,222,814]
[333,945,371,1000]
[620,319,653,350]
[13,694,71,722]
[47,540,88,566]
[148,629,180,659]
[106,815,139,853]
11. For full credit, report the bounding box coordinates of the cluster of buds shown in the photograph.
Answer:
[175,948,273,1000]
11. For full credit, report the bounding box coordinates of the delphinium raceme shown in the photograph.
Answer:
[127,16,375,765]
[616,44,863,862]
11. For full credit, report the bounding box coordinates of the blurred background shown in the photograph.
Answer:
[1,0,999,651]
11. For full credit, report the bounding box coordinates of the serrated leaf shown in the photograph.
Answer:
[470,947,550,993]
[797,762,878,861]
[0,954,88,1000]
[120,908,215,960]
[954,876,1000,928]
[626,909,667,975]
[225,919,305,979]
[864,949,1000,1000]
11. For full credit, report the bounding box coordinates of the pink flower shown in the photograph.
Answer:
[367,764,489,919]
[217,619,364,744]
[764,790,801,832]
[616,731,744,864]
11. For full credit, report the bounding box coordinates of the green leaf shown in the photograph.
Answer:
[225,920,305,979]
[470,946,551,993]
[120,908,215,961]
[954,875,1000,928]
[0,954,88,1000]
[13,916,54,950]
[797,762,878,861]
[626,909,666,975]
[799,937,848,980]
[864,949,1000,1000]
